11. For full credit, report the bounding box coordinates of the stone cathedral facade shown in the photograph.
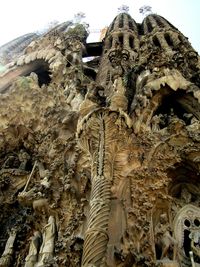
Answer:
[0,11,200,267]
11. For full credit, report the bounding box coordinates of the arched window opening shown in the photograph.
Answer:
[129,36,134,49]
[164,33,174,47]
[109,37,113,49]
[128,20,133,30]
[119,15,124,28]
[177,35,191,50]
[147,19,153,33]
[152,15,165,28]
[118,35,123,46]
[152,36,161,48]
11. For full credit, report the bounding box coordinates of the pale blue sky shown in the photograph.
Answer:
[0,0,199,53]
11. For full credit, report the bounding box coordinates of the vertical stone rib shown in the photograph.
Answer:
[82,116,111,267]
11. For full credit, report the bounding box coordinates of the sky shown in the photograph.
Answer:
[0,0,200,53]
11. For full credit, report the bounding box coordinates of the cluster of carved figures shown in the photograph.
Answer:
[0,216,56,267]
[0,12,200,267]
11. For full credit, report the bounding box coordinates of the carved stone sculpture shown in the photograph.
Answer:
[0,228,17,267]
[190,229,200,258]
[173,205,200,265]
[25,231,42,267]
[155,213,177,260]
[0,10,200,267]
[36,216,56,266]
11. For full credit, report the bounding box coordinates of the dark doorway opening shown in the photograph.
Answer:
[34,66,51,87]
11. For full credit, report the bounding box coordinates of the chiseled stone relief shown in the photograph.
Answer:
[0,11,200,267]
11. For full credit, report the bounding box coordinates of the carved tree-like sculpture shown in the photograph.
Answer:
[80,113,111,266]
[78,103,136,266]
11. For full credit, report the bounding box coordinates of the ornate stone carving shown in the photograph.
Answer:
[0,228,17,267]
[173,205,200,265]
[0,10,199,267]
[36,216,56,266]
[25,231,42,267]
[154,213,177,260]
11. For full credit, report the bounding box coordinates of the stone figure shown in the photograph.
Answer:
[37,161,51,189]
[79,82,105,116]
[154,213,177,260]
[63,68,84,110]
[151,115,162,132]
[86,81,105,106]
[36,216,56,266]
[172,186,193,214]
[25,231,42,267]
[64,79,77,103]
[0,228,17,267]
[1,154,16,169]
[190,230,200,258]
[181,187,192,204]
[18,149,30,170]
[110,77,128,111]
[65,37,84,66]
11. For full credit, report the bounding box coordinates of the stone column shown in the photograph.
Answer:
[81,115,112,267]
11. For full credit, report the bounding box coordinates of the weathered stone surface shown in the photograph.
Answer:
[0,12,199,267]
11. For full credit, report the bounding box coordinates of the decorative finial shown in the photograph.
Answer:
[117,5,129,14]
[139,5,153,18]
[73,12,86,24]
